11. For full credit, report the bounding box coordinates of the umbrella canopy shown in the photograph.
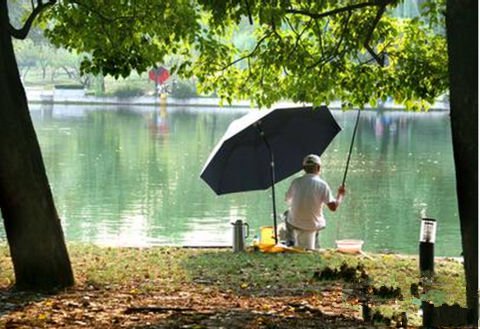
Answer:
[201,106,341,194]
[200,105,341,243]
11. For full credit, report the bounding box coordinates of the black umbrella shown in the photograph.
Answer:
[200,106,341,243]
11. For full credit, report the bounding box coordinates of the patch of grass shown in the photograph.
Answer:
[181,249,328,294]
[180,249,465,301]
[67,244,191,292]
[179,249,465,326]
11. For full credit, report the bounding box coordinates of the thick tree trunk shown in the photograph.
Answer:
[446,0,478,323]
[0,1,74,290]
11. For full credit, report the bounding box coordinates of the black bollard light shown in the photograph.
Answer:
[419,218,437,277]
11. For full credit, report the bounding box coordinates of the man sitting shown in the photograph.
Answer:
[284,154,346,250]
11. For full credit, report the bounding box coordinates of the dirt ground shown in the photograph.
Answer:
[1,281,397,329]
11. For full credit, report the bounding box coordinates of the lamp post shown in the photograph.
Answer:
[419,218,437,277]
[419,218,437,328]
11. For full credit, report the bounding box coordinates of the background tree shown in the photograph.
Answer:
[12,37,36,80]
[55,49,93,88]
[0,0,74,289]
[0,0,197,290]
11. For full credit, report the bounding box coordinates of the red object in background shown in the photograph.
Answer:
[149,67,170,84]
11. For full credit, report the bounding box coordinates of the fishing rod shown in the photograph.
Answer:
[342,108,361,187]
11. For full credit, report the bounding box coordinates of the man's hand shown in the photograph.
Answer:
[327,185,346,212]
[335,185,346,207]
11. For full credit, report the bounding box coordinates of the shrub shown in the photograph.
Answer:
[54,84,84,90]
[111,85,144,98]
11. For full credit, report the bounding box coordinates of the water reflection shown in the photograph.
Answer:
[0,105,460,256]
[148,104,170,140]
[332,110,457,255]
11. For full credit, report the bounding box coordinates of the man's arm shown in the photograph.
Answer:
[327,185,346,211]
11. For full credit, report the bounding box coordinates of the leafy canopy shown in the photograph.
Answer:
[41,0,448,109]
[187,0,448,109]
[42,0,198,79]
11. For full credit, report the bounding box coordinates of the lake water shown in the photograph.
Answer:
[0,103,461,256]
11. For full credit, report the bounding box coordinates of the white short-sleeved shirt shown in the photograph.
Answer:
[285,173,335,231]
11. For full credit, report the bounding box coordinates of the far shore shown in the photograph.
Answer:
[25,86,450,111]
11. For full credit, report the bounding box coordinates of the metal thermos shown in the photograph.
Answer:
[232,220,249,252]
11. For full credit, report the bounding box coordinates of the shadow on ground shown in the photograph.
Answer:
[0,287,47,317]
[130,307,368,329]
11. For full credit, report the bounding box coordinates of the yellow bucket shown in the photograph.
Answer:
[259,226,275,248]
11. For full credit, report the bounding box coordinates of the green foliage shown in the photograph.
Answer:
[189,0,448,109]
[41,0,199,79]
[420,0,447,29]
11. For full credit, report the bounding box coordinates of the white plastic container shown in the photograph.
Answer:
[335,239,364,254]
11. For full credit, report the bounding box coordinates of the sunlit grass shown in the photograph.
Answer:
[180,249,465,303]
[67,244,191,293]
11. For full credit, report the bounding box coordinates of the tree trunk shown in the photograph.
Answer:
[41,64,47,81]
[21,65,30,81]
[0,1,74,290]
[446,0,478,323]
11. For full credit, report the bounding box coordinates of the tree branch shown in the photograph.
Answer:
[218,31,272,71]
[69,0,139,23]
[313,19,325,58]
[9,0,57,40]
[363,4,388,66]
[245,0,253,25]
[308,11,352,70]
[287,0,394,66]
[210,32,271,88]
[285,0,395,20]
[236,59,256,95]
[212,0,396,88]
[284,16,312,62]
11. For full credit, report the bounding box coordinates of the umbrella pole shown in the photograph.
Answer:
[342,109,361,187]
[270,156,278,244]
[256,124,278,244]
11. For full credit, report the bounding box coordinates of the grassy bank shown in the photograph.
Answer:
[0,244,466,328]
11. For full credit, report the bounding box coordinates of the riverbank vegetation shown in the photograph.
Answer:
[12,35,198,99]
[0,244,465,328]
